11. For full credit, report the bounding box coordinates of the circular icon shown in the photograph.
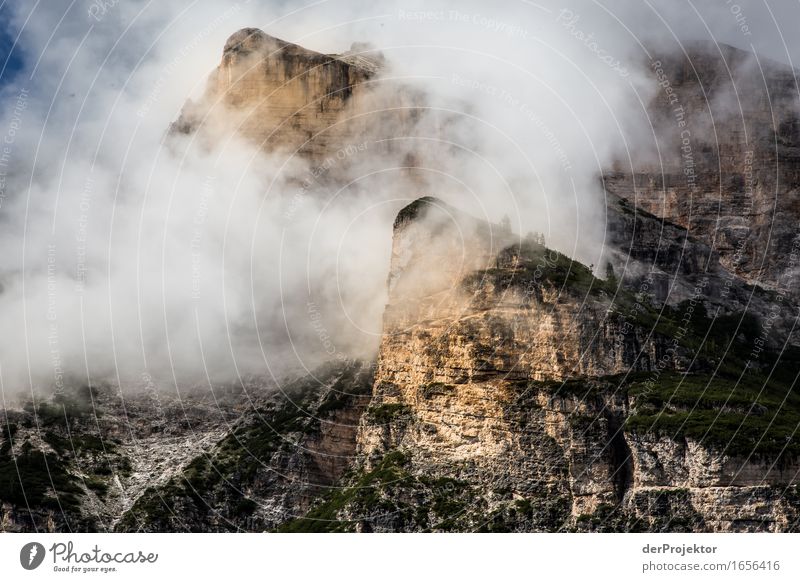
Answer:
[20,542,46,570]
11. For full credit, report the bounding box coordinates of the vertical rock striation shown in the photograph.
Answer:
[171,28,428,163]
[331,198,800,532]
[605,42,800,294]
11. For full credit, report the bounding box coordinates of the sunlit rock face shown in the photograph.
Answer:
[358,199,650,522]
[375,197,683,388]
[171,28,426,161]
[340,197,800,532]
[605,42,800,294]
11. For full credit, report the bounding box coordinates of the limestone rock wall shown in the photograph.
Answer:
[606,42,800,293]
[172,28,427,162]
[352,198,800,531]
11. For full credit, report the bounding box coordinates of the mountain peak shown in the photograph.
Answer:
[171,29,397,156]
[393,196,447,231]
[222,28,277,55]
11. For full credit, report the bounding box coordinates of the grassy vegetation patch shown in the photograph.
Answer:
[419,383,454,398]
[84,476,109,498]
[22,386,99,428]
[367,403,413,423]
[476,490,572,532]
[625,369,800,458]
[43,432,113,457]
[117,361,373,530]
[0,441,83,512]
[465,238,617,299]
[277,450,421,532]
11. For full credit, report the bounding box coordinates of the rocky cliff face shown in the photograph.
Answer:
[606,42,800,294]
[604,192,799,348]
[115,361,373,532]
[0,361,372,532]
[3,33,800,533]
[300,198,800,533]
[0,383,244,532]
[171,28,427,164]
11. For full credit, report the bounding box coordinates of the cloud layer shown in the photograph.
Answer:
[0,0,796,395]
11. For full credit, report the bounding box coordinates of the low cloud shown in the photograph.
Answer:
[0,0,795,396]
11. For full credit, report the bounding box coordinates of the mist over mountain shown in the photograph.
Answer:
[1,1,800,533]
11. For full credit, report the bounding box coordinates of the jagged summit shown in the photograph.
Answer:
[393,196,448,230]
[222,27,276,55]
[387,196,514,302]
[392,196,514,240]
[220,28,384,74]
[171,28,411,159]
